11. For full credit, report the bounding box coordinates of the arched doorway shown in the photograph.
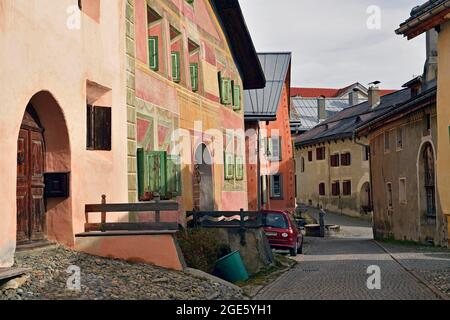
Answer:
[16,105,46,244]
[418,142,436,220]
[16,91,72,246]
[193,144,214,211]
[360,182,372,214]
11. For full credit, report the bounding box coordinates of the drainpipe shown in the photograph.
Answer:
[257,122,261,211]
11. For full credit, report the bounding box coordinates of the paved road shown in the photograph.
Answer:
[256,209,448,300]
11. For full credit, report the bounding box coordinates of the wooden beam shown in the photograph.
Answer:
[85,222,179,232]
[85,201,178,213]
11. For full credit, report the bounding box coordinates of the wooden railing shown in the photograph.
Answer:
[84,194,179,232]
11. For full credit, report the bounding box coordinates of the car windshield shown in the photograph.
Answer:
[264,213,288,229]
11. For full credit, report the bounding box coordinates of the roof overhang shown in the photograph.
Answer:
[244,115,277,122]
[210,0,266,90]
[396,1,450,39]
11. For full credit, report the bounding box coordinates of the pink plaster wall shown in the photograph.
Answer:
[221,192,247,211]
[75,233,184,270]
[0,0,128,267]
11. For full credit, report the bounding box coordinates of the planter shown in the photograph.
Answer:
[215,251,249,283]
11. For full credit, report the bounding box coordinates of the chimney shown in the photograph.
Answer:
[349,88,359,106]
[317,96,326,122]
[424,29,438,83]
[368,85,380,109]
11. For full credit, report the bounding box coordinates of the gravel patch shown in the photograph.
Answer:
[0,245,243,300]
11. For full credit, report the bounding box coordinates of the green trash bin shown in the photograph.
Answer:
[215,250,249,283]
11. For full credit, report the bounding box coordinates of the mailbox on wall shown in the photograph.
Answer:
[44,172,70,198]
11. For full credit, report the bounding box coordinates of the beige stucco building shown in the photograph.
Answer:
[295,138,371,218]
[0,0,128,267]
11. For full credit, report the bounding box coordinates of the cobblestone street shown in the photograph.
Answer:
[256,209,450,300]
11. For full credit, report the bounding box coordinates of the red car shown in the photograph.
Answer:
[261,210,303,256]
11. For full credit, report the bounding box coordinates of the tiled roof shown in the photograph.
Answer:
[295,89,412,146]
[405,0,449,23]
[244,52,291,120]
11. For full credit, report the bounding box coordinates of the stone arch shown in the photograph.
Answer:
[16,90,73,246]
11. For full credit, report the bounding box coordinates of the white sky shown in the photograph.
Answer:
[240,0,426,89]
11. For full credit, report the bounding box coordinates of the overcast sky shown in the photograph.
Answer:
[240,0,426,89]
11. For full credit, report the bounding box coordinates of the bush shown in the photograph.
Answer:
[176,228,230,274]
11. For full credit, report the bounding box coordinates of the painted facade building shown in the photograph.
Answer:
[396,0,450,245]
[125,0,265,222]
[244,53,296,212]
[0,0,128,267]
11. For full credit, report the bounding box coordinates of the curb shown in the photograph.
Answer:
[184,267,243,293]
[374,240,449,301]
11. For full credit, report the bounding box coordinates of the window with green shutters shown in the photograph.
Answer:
[137,149,167,198]
[190,63,199,92]
[148,36,159,71]
[224,152,235,180]
[166,155,182,197]
[232,82,241,111]
[171,52,181,82]
[218,72,232,105]
[235,155,244,180]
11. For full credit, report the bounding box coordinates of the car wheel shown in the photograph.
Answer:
[290,241,298,257]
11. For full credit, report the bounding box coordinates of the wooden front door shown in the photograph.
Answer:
[17,107,46,245]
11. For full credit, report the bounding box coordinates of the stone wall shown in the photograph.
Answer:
[210,228,275,276]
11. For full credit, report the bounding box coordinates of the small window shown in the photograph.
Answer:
[86,105,111,151]
[190,63,199,92]
[396,127,403,150]
[341,152,351,166]
[384,131,390,152]
[171,52,181,82]
[331,181,340,196]
[330,154,340,167]
[387,182,393,208]
[300,157,305,172]
[308,150,313,162]
[270,175,283,199]
[399,178,407,205]
[343,180,352,196]
[316,147,325,160]
[319,183,326,196]
[268,136,282,161]
[363,145,370,161]
[424,114,431,136]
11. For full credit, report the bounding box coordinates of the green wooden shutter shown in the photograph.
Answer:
[190,63,198,92]
[166,155,182,197]
[235,155,244,180]
[148,36,159,71]
[171,52,180,82]
[220,78,231,105]
[137,148,148,199]
[218,72,223,103]
[232,83,241,110]
[147,151,167,197]
[224,152,235,180]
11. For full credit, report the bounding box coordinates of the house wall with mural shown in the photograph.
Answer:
[126,0,248,223]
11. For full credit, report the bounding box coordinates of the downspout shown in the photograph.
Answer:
[257,122,261,211]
